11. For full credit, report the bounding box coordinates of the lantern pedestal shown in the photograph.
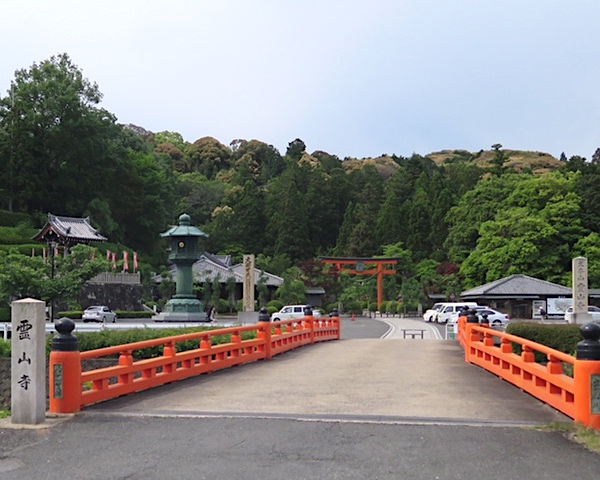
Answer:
[153,297,208,322]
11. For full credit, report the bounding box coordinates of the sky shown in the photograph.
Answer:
[2,0,600,160]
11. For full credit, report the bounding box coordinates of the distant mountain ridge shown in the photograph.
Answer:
[426,149,561,173]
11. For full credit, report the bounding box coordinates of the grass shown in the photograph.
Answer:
[0,409,9,419]
[540,422,600,453]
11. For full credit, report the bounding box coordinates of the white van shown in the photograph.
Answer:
[434,302,479,324]
[423,303,444,322]
[271,305,320,321]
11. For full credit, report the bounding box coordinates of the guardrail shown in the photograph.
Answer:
[48,309,340,414]
[457,314,600,429]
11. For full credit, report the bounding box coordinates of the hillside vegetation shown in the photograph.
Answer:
[2,53,600,311]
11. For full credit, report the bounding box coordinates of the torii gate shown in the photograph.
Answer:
[320,257,398,307]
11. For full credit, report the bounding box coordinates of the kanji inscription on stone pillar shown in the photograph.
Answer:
[243,254,255,312]
[572,256,588,315]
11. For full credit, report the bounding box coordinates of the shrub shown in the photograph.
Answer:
[0,210,33,227]
[0,307,9,322]
[326,302,339,313]
[266,305,278,316]
[387,301,398,315]
[267,299,283,311]
[0,339,10,357]
[344,300,362,314]
[368,302,378,313]
[57,310,154,319]
[379,301,389,314]
[506,322,582,362]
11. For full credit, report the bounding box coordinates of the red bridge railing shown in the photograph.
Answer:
[457,315,600,429]
[49,309,340,414]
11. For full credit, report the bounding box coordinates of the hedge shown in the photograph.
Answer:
[58,310,154,319]
[0,326,257,359]
[505,322,582,362]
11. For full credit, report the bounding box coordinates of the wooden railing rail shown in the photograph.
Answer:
[49,309,340,413]
[457,314,600,429]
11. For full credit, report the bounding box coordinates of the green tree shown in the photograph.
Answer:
[0,244,108,308]
[184,136,232,179]
[0,53,122,214]
[265,164,311,261]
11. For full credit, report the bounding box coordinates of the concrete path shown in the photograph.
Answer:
[89,336,568,426]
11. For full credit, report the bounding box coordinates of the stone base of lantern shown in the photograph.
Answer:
[152,297,208,322]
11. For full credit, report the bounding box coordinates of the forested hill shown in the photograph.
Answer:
[1,54,600,295]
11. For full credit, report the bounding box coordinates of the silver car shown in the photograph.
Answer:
[82,305,117,323]
[564,305,600,323]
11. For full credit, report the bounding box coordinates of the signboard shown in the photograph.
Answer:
[546,297,572,316]
[591,374,600,414]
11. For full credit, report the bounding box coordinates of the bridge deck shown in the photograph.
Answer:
[90,336,568,426]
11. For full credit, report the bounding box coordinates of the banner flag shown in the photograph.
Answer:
[112,252,117,270]
[133,251,138,271]
[123,251,129,271]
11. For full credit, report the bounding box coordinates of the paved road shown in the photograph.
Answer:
[2,315,599,479]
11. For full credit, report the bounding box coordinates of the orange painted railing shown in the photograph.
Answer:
[49,311,340,413]
[458,319,600,429]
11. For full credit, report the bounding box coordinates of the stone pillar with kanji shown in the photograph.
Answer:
[11,298,46,424]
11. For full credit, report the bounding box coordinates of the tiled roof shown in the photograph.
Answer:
[33,213,107,243]
[155,252,283,287]
[461,274,571,297]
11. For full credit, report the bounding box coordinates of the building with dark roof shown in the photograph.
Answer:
[460,274,572,319]
[33,213,107,249]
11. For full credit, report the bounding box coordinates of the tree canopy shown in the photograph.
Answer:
[1,53,599,306]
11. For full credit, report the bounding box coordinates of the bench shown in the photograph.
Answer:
[401,329,425,339]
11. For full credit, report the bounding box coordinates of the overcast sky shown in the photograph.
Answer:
[2,1,599,160]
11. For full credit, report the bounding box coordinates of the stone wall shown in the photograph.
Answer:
[79,282,143,311]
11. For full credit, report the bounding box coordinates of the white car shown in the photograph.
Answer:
[271,305,320,321]
[82,305,117,323]
[564,306,600,323]
[448,307,509,327]
[423,303,444,322]
[436,302,479,324]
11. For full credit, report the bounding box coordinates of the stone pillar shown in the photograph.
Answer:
[243,254,255,312]
[238,254,258,324]
[572,256,591,324]
[11,298,46,425]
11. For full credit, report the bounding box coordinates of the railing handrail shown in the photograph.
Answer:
[470,324,575,365]
[79,323,263,359]
[457,317,600,429]
[49,312,341,413]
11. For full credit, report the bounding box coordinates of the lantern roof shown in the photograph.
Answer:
[160,213,208,238]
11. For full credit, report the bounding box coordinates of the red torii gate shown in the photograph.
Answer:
[320,257,398,307]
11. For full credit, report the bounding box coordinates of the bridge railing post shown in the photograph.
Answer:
[303,305,315,343]
[49,318,81,414]
[257,307,272,360]
[463,309,479,362]
[331,308,340,340]
[574,322,600,428]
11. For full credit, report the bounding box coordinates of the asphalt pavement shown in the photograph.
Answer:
[1,315,599,479]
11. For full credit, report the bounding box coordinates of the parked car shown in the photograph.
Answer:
[271,305,320,321]
[564,305,600,323]
[423,303,444,322]
[82,305,117,323]
[448,307,509,327]
[435,302,479,324]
